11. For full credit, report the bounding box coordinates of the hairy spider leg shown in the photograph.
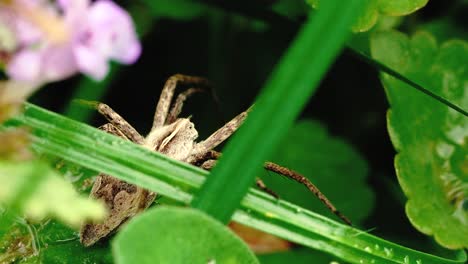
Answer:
[152,74,211,130]
[196,156,279,199]
[191,150,352,226]
[165,88,205,125]
[264,162,352,226]
[96,103,145,144]
[188,109,249,163]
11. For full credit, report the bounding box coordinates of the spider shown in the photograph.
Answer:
[79,74,351,247]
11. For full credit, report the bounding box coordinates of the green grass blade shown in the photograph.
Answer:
[190,0,366,223]
[3,104,465,263]
[237,191,467,264]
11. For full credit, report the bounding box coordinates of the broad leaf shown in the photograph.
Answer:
[264,119,374,225]
[420,18,468,43]
[306,0,428,32]
[371,30,468,249]
[113,207,259,264]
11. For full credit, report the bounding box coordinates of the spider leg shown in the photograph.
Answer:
[190,149,221,166]
[255,178,279,199]
[264,162,352,226]
[189,108,250,162]
[97,123,130,140]
[95,103,145,144]
[197,156,279,199]
[200,159,217,170]
[152,74,211,130]
[165,88,205,125]
[190,150,351,225]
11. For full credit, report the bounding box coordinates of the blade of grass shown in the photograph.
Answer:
[3,103,466,263]
[190,0,366,223]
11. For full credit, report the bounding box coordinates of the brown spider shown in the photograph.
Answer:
[79,74,351,247]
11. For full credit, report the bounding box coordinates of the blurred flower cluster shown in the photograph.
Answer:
[0,0,141,104]
[0,0,124,240]
[0,1,141,219]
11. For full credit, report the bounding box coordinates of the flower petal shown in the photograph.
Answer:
[59,0,89,29]
[74,44,109,80]
[7,50,42,83]
[0,8,42,47]
[57,0,89,11]
[41,45,77,82]
[86,0,141,63]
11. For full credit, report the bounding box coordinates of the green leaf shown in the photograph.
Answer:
[264,119,374,225]
[113,207,259,264]
[306,0,428,32]
[370,30,468,249]
[420,18,468,43]
[38,220,77,245]
[38,220,111,264]
[2,104,467,263]
[191,0,366,224]
[38,221,112,264]
[41,241,112,264]
[0,160,105,228]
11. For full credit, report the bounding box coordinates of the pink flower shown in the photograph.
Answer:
[1,0,141,84]
[70,0,141,80]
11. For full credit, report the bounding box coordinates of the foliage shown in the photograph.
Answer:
[307,0,428,32]
[371,30,468,249]
[0,160,105,229]
[113,207,259,264]
[0,0,467,263]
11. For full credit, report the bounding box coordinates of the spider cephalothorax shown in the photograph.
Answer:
[80,74,248,246]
